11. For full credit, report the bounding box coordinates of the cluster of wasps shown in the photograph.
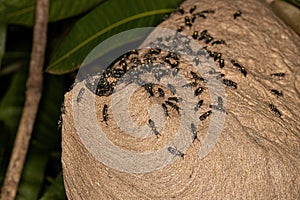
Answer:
[78,34,222,158]
[174,4,285,120]
[74,4,286,158]
[174,5,240,90]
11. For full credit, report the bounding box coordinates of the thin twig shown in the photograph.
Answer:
[0,0,49,199]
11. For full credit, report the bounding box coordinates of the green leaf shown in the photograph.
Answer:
[272,0,300,35]
[16,75,65,199]
[0,65,27,187]
[0,0,106,26]
[39,172,66,200]
[0,67,27,132]
[46,0,183,75]
[0,0,32,14]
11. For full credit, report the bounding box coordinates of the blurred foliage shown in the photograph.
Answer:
[284,0,300,8]
[0,0,183,199]
[271,0,300,36]
[0,0,106,26]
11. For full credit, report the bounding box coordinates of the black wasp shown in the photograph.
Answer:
[200,29,207,36]
[167,84,176,95]
[164,52,179,68]
[165,100,180,114]
[195,12,206,19]
[168,96,182,102]
[167,146,185,158]
[189,5,196,14]
[206,49,215,58]
[270,89,283,97]
[192,31,198,39]
[175,6,184,15]
[233,10,242,19]
[218,96,223,106]
[119,59,128,71]
[103,104,108,125]
[190,71,206,82]
[218,59,225,68]
[223,79,237,89]
[194,87,204,96]
[269,103,281,117]
[77,88,85,103]
[211,39,226,46]
[111,68,125,78]
[191,123,200,142]
[162,103,168,117]
[205,35,214,44]
[213,53,222,61]
[177,26,184,32]
[158,88,165,98]
[209,96,227,113]
[149,48,161,55]
[148,119,161,137]
[142,83,154,97]
[231,59,247,77]
[271,73,285,78]
[199,110,212,121]
[184,16,192,27]
[209,105,227,114]
[191,15,196,23]
[96,76,114,96]
[182,82,197,89]
[194,99,204,112]
[124,49,139,58]
[152,68,166,82]
[209,96,227,111]
[193,57,201,66]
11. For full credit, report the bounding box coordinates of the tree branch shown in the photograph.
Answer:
[0,0,49,199]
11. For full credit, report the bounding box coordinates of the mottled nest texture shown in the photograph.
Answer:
[62,0,300,199]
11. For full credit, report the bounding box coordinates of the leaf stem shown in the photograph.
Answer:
[0,0,49,199]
